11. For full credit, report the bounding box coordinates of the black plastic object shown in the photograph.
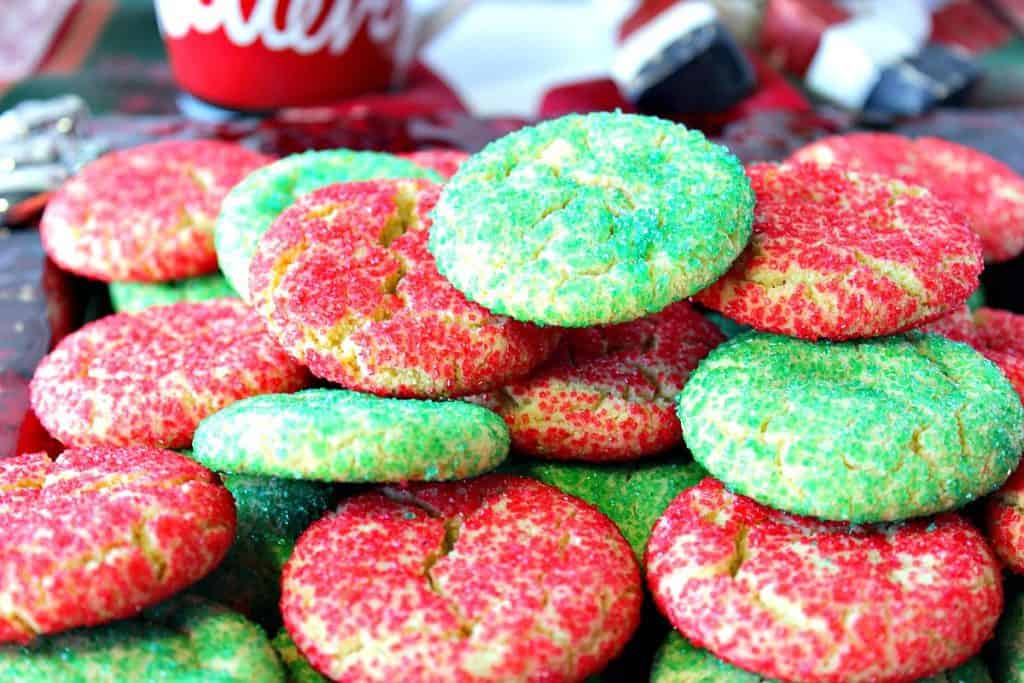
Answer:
[863,44,980,122]
[632,21,757,115]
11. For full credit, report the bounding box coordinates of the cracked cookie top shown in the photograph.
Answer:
[216,149,440,301]
[790,133,1024,263]
[677,332,1024,523]
[428,112,755,327]
[474,301,724,461]
[192,388,509,483]
[646,479,1002,683]
[280,475,642,682]
[0,595,283,682]
[249,180,560,397]
[694,162,982,340]
[29,299,311,450]
[41,140,271,283]
[923,305,1024,405]
[0,449,236,644]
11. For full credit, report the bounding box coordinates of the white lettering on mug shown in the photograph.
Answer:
[155,0,403,55]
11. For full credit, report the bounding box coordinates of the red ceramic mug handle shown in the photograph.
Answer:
[393,0,474,87]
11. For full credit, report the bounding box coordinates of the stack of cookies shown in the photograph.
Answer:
[11,111,1024,682]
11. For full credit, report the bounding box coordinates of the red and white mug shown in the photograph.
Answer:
[155,0,472,110]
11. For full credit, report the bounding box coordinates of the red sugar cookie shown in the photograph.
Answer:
[29,299,310,449]
[249,179,559,398]
[400,149,470,179]
[646,478,1003,683]
[924,305,1024,404]
[694,162,982,340]
[477,301,724,461]
[281,475,642,681]
[987,466,1024,574]
[40,140,271,282]
[0,447,235,643]
[791,133,1024,263]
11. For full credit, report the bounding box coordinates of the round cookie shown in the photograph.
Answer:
[281,475,642,681]
[249,179,559,397]
[195,473,334,625]
[41,140,271,283]
[992,587,1024,683]
[518,454,706,561]
[30,299,310,449]
[272,630,327,683]
[678,332,1024,522]
[650,630,991,683]
[477,301,724,461]
[216,149,440,300]
[400,148,469,179]
[109,272,237,313]
[0,596,284,682]
[985,466,1024,574]
[694,162,982,340]
[428,112,755,327]
[646,478,1003,683]
[790,132,1024,262]
[0,448,235,643]
[193,388,509,482]
[923,305,1024,403]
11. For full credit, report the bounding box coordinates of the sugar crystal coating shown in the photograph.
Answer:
[30,299,311,449]
[477,302,723,461]
[0,448,235,643]
[429,112,755,327]
[41,140,271,282]
[650,630,991,683]
[695,162,982,340]
[791,132,1024,262]
[646,479,1003,683]
[281,475,642,681]
[249,180,559,397]
[0,596,284,682]
[193,388,510,483]
[216,149,440,300]
[678,332,1024,522]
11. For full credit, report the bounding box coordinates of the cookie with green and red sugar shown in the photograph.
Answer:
[693,162,982,340]
[280,475,642,681]
[0,448,235,643]
[40,140,271,282]
[924,305,1024,403]
[476,301,723,461]
[29,299,310,449]
[790,133,1024,263]
[400,149,469,179]
[249,179,559,398]
[646,478,1003,683]
[986,466,1024,574]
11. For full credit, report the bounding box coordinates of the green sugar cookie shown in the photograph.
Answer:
[701,311,751,340]
[516,454,706,561]
[678,332,1024,522]
[215,149,440,301]
[192,388,509,482]
[195,474,333,625]
[651,630,990,683]
[428,112,754,327]
[109,273,237,313]
[272,630,328,683]
[0,596,284,682]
